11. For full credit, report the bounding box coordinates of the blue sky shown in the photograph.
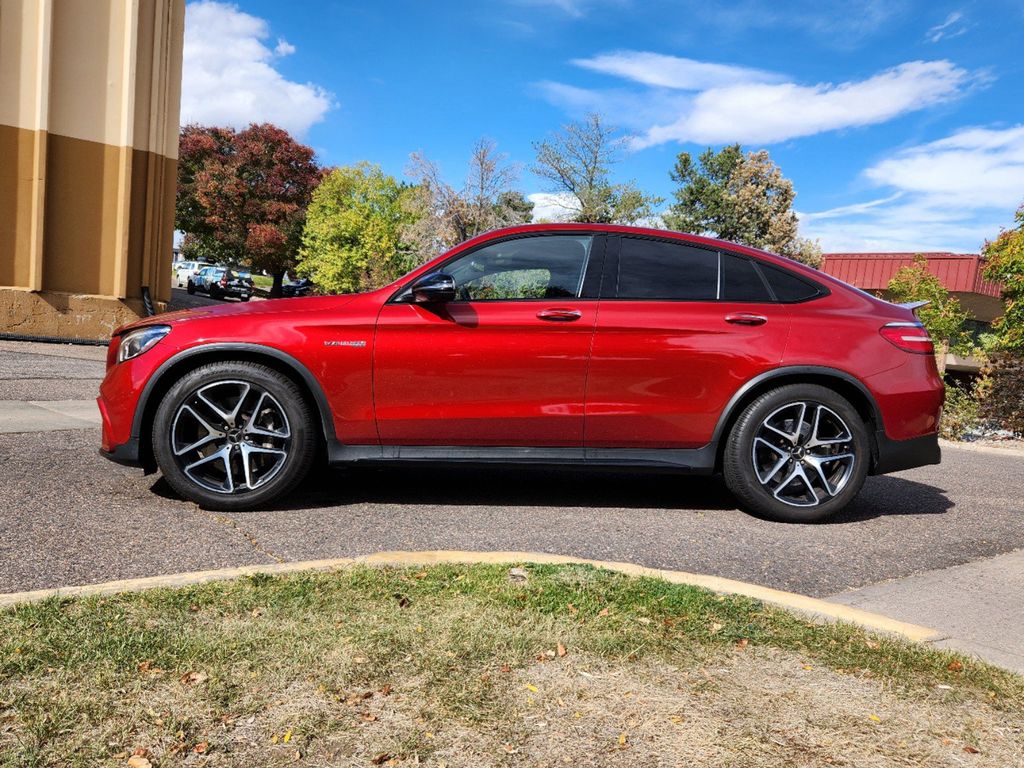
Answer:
[180,0,1024,252]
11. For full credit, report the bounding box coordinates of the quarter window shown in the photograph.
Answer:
[444,235,593,301]
[760,263,821,303]
[616,238,718,300]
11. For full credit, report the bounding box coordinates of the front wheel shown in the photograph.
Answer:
[186,280,195,295]
[723,384,869,523]
[151,361,316,510]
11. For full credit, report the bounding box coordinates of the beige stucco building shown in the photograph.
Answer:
[0,0,185,340]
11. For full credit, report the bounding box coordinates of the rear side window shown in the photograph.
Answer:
[721,254,772,302]
[617,238,718,300]
[760,263,821,302]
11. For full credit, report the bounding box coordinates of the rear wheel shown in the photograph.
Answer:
[152,361,316,510]
[723,384,869,523]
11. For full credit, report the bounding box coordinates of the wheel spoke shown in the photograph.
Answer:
[172,405,224,456]
[184,445,233,493]
[803,453,855,496]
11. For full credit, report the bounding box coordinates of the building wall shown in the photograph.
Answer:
[0,0,184,340]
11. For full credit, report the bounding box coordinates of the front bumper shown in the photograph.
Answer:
[872,430,941,475]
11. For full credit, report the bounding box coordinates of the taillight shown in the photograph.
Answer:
[879,322,934,354]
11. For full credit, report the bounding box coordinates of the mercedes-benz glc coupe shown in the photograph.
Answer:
[99,224,943,522]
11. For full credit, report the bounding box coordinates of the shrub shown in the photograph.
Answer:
[978,353,1024,435]
[940,380,981,440]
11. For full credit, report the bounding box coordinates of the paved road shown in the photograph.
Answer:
[1,339,1022,602]
[1,422,1021,598]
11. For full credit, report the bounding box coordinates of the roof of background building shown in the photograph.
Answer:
[820,252,1003,298]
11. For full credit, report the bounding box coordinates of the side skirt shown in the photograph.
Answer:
[327,442,717,474]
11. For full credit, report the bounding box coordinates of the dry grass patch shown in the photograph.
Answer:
[1,563,1021,767]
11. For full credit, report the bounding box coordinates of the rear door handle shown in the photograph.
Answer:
[725,312,767,326]
[537,308,583,322]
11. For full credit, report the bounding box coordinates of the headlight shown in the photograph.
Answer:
[117,325,170,363]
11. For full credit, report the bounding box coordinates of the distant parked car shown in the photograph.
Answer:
[282,277,315,297]
[172,260,211,289]
[187,266,254,301]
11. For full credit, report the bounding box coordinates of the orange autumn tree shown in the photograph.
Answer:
[176,123,323,297]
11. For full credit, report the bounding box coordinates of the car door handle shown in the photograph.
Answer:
[537,308,583,322]
[724,312,767,326]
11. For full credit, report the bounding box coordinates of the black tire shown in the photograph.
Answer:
[723,383,869,523]
[151,361,316,510]
[186,280,195,295]
[240,295,251,302]
[210,286,221,300]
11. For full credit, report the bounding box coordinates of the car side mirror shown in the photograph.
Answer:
[408,272,456,304]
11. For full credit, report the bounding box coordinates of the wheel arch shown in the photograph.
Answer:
[711,366,883,473]
[132,343,336,470]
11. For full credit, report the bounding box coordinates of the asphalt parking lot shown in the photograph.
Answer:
[1,338,1022,602]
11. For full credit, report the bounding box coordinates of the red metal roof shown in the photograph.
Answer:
[820,252,1003,298]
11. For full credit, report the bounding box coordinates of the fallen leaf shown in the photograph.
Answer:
[709,622,723,634]
[567,603,578,615]
[669,715,684,724]
[500,664,512,673]
[637,617,652,625]
[179,671,208,686]
[414,571,428,579]
[283,729,292,743]
[556,642,567,657]
[735,638,749,650]
[502,743,519,754]
[251,607,263,618]
[868,714,881,723]
[508,567,529,583]
[525,683,539,693]
[193,741,208,754]
[127,758,152,768]
[361,713,377,722]
[379,684,393,696]
[617,732,629,746]
[598,607,610,617]
[371,752,391,765]
[947,660,964,673]
[188,604,200,613]
[865,639,880,649]
[963,746,980,754]
[393,593,410,608]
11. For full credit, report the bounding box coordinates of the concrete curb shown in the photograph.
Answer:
[940,438,1024,458]
[0,550,939,642]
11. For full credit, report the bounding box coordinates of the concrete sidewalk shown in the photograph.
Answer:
[829,549,1024,674]
[0,399,100,433]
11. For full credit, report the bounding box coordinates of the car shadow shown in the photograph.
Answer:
[150,465,953,521]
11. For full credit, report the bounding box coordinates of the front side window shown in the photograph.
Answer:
[444,235,593,301]
[616,238,718,300]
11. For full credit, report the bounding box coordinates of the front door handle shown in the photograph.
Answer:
[725,312,767,326]
[537,308,583,322]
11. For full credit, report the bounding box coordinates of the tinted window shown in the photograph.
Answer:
[616,238,718,300]
[445,235,593,301]
[760,263,821,302]
[721,254,772,302]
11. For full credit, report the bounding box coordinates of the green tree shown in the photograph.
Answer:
[297,163,418,294]
[665,145,821,267]
[176,123,323,297]
[887,255,972,373]
[532,113,662,224]
[983,202,1024,353]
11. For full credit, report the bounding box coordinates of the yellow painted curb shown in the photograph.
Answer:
[0,550,940,642]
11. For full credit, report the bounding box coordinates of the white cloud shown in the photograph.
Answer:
[181,1,333,136]
[540,52,976,147]
[528,192,580,221]
[636,60,971,147]
[926,11,967,43]
[800,125,1024,251]
[572,51,783,90]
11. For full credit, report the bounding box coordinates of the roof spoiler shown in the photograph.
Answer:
[898,300,930,316]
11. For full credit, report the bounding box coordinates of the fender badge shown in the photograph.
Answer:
[324,340,367,347]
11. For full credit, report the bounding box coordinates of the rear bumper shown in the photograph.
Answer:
[872,430,941,475]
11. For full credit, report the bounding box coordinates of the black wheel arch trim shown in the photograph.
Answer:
[130,343,337,448]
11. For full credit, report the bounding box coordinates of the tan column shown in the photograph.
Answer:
[0,0,184,340]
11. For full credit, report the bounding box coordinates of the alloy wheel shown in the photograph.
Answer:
[751,401,857,508]
[170,380,291,494]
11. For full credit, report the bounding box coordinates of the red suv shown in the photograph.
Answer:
[99,224,943,522]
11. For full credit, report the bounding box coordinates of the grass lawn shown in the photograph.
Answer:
[250,275,273,289]
[1,564,1021,766]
